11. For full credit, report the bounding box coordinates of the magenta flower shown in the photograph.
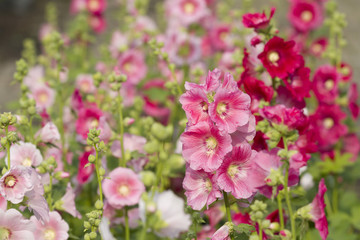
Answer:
[183,168,222,210]
[215,143,257,199]
[0,209,35,240]
[309,179,328,240]
[75,74,96,94]
[31,211,69,240]
[258,36,304,79]
[180,87,210,126]
[312,65,340,105]
[103,167,145,209]
[75,106,103,139]
[288,0,324,32]
[283,66,311,101]
[310,37,328,57]
[184,68,221,93]
[167,0,208,26]
[117,50,147,85]
[89,14,107,33]
[77,150,95,184]
[181,121,232,172]
[8,141,43,167]
[209,24,233,51]
[348,83,359,119]
[242,7,275,29]
[340,62,353,82]
[86,0,106,15]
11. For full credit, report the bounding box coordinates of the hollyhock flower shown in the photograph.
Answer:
[258,36,304,79]
[0,209,35,240]
[242,7,275,29]
[111,133,146,158]
[168,34,202,66]
[75,74,96,94]
[57,183,82,218]
[181,121,232,172]
[98,117,112,143]
[117,50,147,85]
[23,65,44,89]
[44,147,64,172]
[310,37,328,57]
[183,168,222,210]
[340,62,353,82]
[103,167,145,209]
[309,179,328,240]
[0,194,6,210]
[31,211,69,240]
[71,89,84,112]
[209,24,233,51]
[312,65,340,104]
[231,114,256,145]
[153,190,191,238]
[77,150,95,184]
[109,31,128,58]
[215,143,257,199]
[31,84,56,110]
[167,0,208,26]
[276,86,306,109]
[348,83,359,119]
[180,87,210,125]
[37,122,60,143]
[70,0,86,14]
[283,66,311,101]
[204,204,225,227]
[342,134,360,162]
[75,106,103,139]
[184,68,221,93]
[212,223,231,240]
[8,141,43,167]
[288,0,324,32]
[89,14,106,33]
[86,0,106,14]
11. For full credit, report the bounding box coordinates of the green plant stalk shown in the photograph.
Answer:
[94,145,103,203]
[56,65,67,169]
[258,221,263,240]
[124,206,130,240]
[117,96,126,167]
[139,221,147,240]
[277,193,285,230]
[223,191,234,240]
[5,126,10,168]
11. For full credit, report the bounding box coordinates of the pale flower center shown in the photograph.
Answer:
[0,227,11,240]
[301,10,313,22]
[205,178,212,192]
[89,0,100,11]
[219,31,228,41]
[39,92,49,103]
[323,118,334,129]
[123,62,133,73]
[4,175,16,188]
[44,229,56,240]
[90,119,99,128]
[268,51,280,63]
[206,136,217,150]
[118,185,130,196]
[341,66,350,76]
[22,157,32,167]
[201,101,208,112]
[324,79,334,90]
[183,2,195,14]
[312,44,322,53]
[80,81,90,92]
[227,164,247,179]
[216,102,227,119]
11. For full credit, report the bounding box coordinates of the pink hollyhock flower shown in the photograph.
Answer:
[181,121,232,172]
[168,34,202,66]
[215,143,257,199]
[31,84,56,110]
[288,0,324,32]
[0,209,35,240]
[75,74,96,94]
[348,83,359,119]
[283,66,311,101]
[310,37,328,57]
[75,106,103,139]
[184,68,221,93]
[109,31,128,59]
[86,0,106,14]
[209,24,233,51]
[0,194,6,210]
[310,104,348,148]
[180,87,210,126]
[89,14,106,33]
[204,204,225,227]
[37,122,60,143]
[258,36,304,79]
[342,134,360,162]
[309,179,328,240]
[44,147,64,172]
[166,0,208,26]
[231,114,256,145]
[117,50,147,85]
[8,141,43,167]
[183,168,222,210]
[23,65,44,89]
[71,89,84,113]
[212,223,231,240]
[70,0,86,14]
[77,150,95,184]
[111,133,146,158]
[340,62,353,82]
[312,65,340,105]
[98,117,112,143]
[31,211,69,240]
[103,167,145,209]
[242,7,275,29]
[233,211,251,225]
[58,183,82,218]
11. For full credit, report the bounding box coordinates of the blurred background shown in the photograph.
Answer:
[0,0,359,111]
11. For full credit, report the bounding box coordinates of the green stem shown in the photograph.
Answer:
[223,191,234,240]
[117,96,126,167]
[124,207,130,240]
[5,126,10,168]
[94,145,103,203]
[56,65,67,170]
[277,193,285,230]
[139,221,147,240]
[258,222,263,240]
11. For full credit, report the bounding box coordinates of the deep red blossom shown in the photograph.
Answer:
[348,83,359,119]
[340,62,353,82]
[312,65,340,105]
[258,36,304,79]
[283,66,311,101]
[242,7,275,29]
[75,107,103,139]
[288,0,324,32]
[310,37,328,57]
[77,150,95,184]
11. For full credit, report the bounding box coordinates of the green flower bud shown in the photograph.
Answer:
[84,221,91,229]
[141,171,156,187]
[28,106,37,115]
[88,155,96,163]
[0,137,8,147]
[144,141,159,154]
[37,166,46,174]
[94,219,101,227]
[89,232,97,239]
[84,233,91,240]
[95,200,104,210]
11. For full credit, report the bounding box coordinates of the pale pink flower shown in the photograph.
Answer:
[23,65,44,89]
[37,122,60,143]
[31,211,69,240]
[111,133,146,158]
[45,147,64,172]
[166,0,208,26]
[0,194,6,210]
[212,223,231,240]
[183,168,222,210]
[0,209,35,240]
[231,114,256,145]
[215,143,257,199]
[31,84,56,110]
[103,167,145,209]
[8,141,43,167]
[117,50,147,85]
[167,34,202,66]
[58,183,82,219]
[181,121,232,172]
[75,74,96,94]
[70,0,86,14]
[109,31,128,59]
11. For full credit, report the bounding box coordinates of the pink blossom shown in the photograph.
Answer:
[89,14,106,33]
[31,84,56,110]
[215,143,257,199]
[75,74,96,94]
[86,0,106,14]
[181,121,232,172]
[59,183,82,218]
[212,223,231,240]
[0,209,35,240]
[37,122,60,143]
[312,65,340,105]
[310,37,328,57]
[184,68,221,93]
[342,134,360,162]
[109,31,128,58]
[180,87,210,126]
[70,0,86,14]
[8,141,43,167]
[31,211,69,240]
[283,66,311,101]
[204,204,225,227]
[77,150,95,184]
[340,62,353,82]
[45,147,64,172]
[242,7,275,29]
[288,0,324,32]
[309,179,328,240]
[166,0,208,26]
[23,65,44,89]
[231,114,256,145]
[75,106,103,139]
[348,83,359,119]
[167,34,202,66]
[111,133,146,158]
[209,24,233,51]
[183,168,222,210]
[103,167,145,209]
[0,194,6,210]
[117,50,147,85]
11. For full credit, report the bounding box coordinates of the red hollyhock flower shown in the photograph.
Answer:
[312,65,340,105]
[348,83,359,119]
[283,66,311,101]
[242,7,275,29]
[258,36,304,79]
[339,62,353,82]
[310,37,328,57]
[75,106,103,139]
[288,0,324,32]
[77,150,95,184]
[86,0,106,15]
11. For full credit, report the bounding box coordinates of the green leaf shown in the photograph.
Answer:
[233,223,256,235]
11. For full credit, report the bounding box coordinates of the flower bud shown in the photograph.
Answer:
[141,171,156,187]
[88,155,96,163]
[95,200,103,210]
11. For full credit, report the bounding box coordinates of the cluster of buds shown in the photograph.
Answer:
[21,39,37,66]
[83,201,103,240]
[19,97,37,117]
[108,71,127,92]
[42,31,64,61]
[13,59,29,83]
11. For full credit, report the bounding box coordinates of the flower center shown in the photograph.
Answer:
[227,165,238,178]
[4,175,16,188]
[323,118,334,129]
[118,185,130,196]
[0,227,11,240]
[178,42,192,58]
[219,31,228,41]
[324,79,334,90]
[204,178,212,192]
[89,0,100,11]
[44,229,56,240]
[268,51,280,63]
[80,81,91,92]
[90,119,99,128]
[312,43,322,54]
[201,101,208,112]
[301,10,313,22]
[216,102,227,119]
[22,157,32,167]
[205,136,218,156]
[39,92,49,103]
[123,62,133,73]
[341,66,350,76]
[183,2,195,14]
